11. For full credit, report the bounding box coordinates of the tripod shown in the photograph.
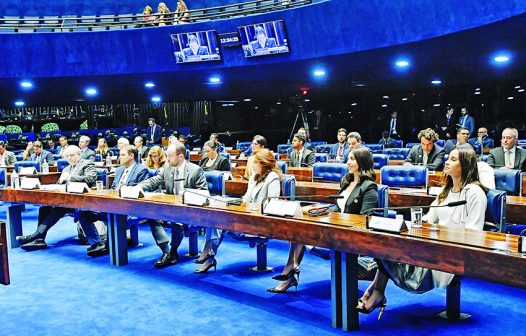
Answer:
[288,106,311,143]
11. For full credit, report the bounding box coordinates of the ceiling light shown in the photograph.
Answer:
[145,82,156,88]
[14,100,25,107]
[151,96,161,103]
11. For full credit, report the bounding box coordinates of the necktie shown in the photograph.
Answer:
[296,151,300,167]
[119,168,130,186]
[446,115,450,125]
[151,126,155,141]
[337,145,343,158]
[461,116,466,127]
[422,152,428,165]
[505,150,512,168]
[174,168,180,195]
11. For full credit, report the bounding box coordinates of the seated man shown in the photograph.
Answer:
[378,131,396,149]
[78,135,96,161]
[342,132,365,162]
[250,26,277,55]
[77,145,149,256]
[404,128,445,171]
[329,128,349,162]
[139,143,208,268]
[16,146,97,251]
[288,133,315,167]
[134,136,149,162]
[0,141,17,166]
[488,127,526,170]
[28,141,54,165]
[444,127,471,154]
[468,127,495,154]
[183,34,209,60]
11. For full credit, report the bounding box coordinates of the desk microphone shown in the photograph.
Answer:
[180,187,243,206]
[261,194,343,213]
[366,200,467,216]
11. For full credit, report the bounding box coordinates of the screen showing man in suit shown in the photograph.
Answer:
[238,20,290,57]
[183,34,210,61]
[171,30,221,63]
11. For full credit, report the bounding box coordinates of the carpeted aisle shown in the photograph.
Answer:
[0,205,525,336]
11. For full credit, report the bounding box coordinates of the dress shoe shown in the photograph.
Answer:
[194,258,217,274]
[87,242,108,257]
[154,253,178,268]
[16,235,35,245]
[20,239,48,251]
[272,267,300,281]
[267,277,298,294]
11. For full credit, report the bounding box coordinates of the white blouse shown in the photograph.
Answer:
[337,190,351,213]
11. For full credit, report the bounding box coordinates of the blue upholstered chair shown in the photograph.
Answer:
[364,144,383,154]
[219,152,231,160]
[494,169,522,195]
[315,144,332,153]
[204,171,225,196]
[95,154,102,162]
[372,154,389,169]
[56,159,69,172]
[15,154,23,161]
[380,165,428,188]
[485,189,507,232]
[383,148,411,160]
[236,141,251,152]
[436,140,445,148]
[0,168,7,187]
[277,144,291,154]
[276,160,287,174]
[313,162,348,182]
[393,139,403,148]
[406,142,419,148]
[310,141,327,148]
[14,161,40,173]
[315,153,328,163]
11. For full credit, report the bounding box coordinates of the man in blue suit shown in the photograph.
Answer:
[146,118,162,144]
[28,141,54,165]
[457,106,475,136]
[468,127,494,154]
[183,34,209,60]
[78,135,96,162]
[250,26,277,55]
[77,145,149,256]
[329,128,348,162]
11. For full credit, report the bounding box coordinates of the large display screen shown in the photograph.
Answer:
[238,20,290,58]
[171,30,222,63]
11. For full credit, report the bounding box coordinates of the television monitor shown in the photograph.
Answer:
[171,30,221,63]
[238,20,290,58]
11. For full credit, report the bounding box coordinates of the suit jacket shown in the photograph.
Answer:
[487,147,526,171]
[199,155,230,172]
[329,142,349,160]
[335,178,378,215]
[136,146,149,162]
[242,171,281,204]
[140,161,207,194]
[378,138,396,149]
[183,46,209,57]
[435,113,456,140]
[111,164,150,189]
[29,150,54,164]
[251,38,277,53]
[444,139,457,154]
[57,145,68,157]
[468,137,495,154]
[457,114,475,135]
[405,144,445,171]
[146,125,162,144]
[80,148,96,162]
[0,150,17,166]
[287,148,315,167]
[61,159,97,187]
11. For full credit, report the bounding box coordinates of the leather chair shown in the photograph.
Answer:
[380,165,428,188]
[15,155,23,162]
[14,161,40,174]
[236,141,251,152]
[315,144,331,153]
[405,142,419,148]
[436,140,445,148]
[315,153,328,163]
[494,169,522,195]
[313,162,348,182]
[277,144,291,154]
[309,141,327,148]
[0,169,7,187]
[56,159,69,172]
[383,148,411,160]
[372,154,389,169]
[485,189,507,232]
[204,171,225,195]
[364,144,383,154]
[392,139,403,148]
[276,160,287,174]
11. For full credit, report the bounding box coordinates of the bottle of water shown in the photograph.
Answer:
[236,140,239,150]
[41,160,49,174]
[106,154,112,166]
[11,170,19,189]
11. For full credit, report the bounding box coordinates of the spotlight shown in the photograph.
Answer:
[431,80,442,85]
[151,96,161,103]
[494,55,510,63]
[145,82,156,88]
[85,88,97,96]
[313,69,326,77]
[209,77,221,84]
[20,81,33,88]
[243,98,251,102]
[395,60,410,67]
[14,100,25,107]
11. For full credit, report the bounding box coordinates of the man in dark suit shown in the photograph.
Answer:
[146,118,162,144]
[444,127,471,154]
[329,128,349,162]
[468,127,495,154]
[78,135,96,161]
[139,142,208,268]
[0,141,17,166]
[134,136,149,162]
[183,34,209,60]
[404,128,445,171]
[250,25,277,55]
[16,145,97,251]
[378,131,396,149]
[28,141,54,165]
[77,145,150,256]
[387,111,401,139]
[342,132,365,163]
[287,133,315,167]
[435,107,456,140]
[457,106,475,136]
[488,127,526,170]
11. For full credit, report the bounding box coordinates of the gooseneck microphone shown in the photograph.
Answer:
[366,200,467,216]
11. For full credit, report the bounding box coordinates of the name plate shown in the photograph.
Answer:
[367,215,408,233]
[66,182,90,194]
[182,189,210,206]
[119,186,144,199]
[263,199,301,217]
[520,236,526,254]
[19,166,37,175]
[427,186,442,196]
[20,177,40,190]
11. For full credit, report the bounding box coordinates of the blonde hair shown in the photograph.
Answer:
[146,146,167,169]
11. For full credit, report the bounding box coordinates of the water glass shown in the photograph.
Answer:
[96,181,104,193]
[410,207,423,228]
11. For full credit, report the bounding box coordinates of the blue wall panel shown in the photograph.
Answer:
[0,0,525,78]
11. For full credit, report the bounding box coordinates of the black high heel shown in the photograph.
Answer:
[267,276,298,294]
[193,254,207,264]
[356,290,387,320]
[272,267,300,281]
[194,258,217,274]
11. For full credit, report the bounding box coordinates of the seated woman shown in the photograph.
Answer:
[157,2,172,26]
[196,148,281,273]
[141,5,156,27]
[194,140,231,272]
[145,146,167,174]
[356,145,487,318]
[244,135,267,179]
[95,137,113,160]
[269,147,378,293]
[175,1,190,24]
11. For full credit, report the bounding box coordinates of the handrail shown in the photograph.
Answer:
[0,0,313,32]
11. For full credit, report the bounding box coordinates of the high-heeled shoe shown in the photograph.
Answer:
[272,267,300,281]
[267,276,298,294]
[194,258,217,274]
[356,290,387,320]
[193,254,207,264]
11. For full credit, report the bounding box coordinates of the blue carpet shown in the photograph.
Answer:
[0,205,525,336]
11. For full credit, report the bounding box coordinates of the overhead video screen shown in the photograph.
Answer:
[171,30,222,63]
[238,20,290,58]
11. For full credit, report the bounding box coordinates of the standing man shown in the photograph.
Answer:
[457,106,475,136]
[78,135,96,161]
[388,111,400,139]
[139,143,208,268]
[28,141,54,165]
[436,107,456,140]
[329,128,349,162]
[487,128,526,170]
[57,136,69,158]
[16,146,97,251]
[0,141,16,166]
[146,118,162,145]
[134,136,149,162]
[405,128,445,171]
[288,133,315,167]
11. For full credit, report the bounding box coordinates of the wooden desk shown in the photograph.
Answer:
[0,221,9,285]
[8,172,61,185]
[2,188,526,331]
[189,153,202,162]
[231,158,247,167]
[3,165,58,173]
[288,167,313,181]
